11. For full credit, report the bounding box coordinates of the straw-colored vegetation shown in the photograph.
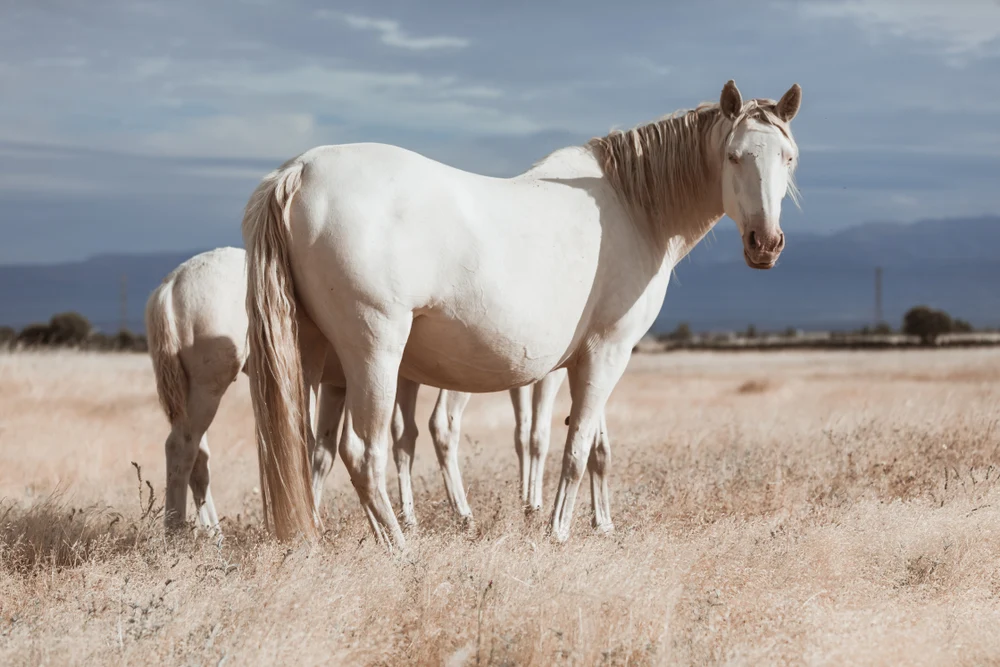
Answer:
[2,349,999,665]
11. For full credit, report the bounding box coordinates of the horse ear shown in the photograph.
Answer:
[775,83,802,122]
[720,80,743,119]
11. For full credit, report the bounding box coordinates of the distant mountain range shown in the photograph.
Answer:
[1,216,998,334]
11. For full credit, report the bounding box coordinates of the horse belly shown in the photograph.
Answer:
[400,311,568,393]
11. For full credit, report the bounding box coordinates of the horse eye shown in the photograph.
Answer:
[728,153,740,164]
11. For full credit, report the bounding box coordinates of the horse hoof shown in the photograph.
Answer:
[593,521,614,535]
[550,525,571,543]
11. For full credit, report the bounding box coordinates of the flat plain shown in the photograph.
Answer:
[2,349,1000,666]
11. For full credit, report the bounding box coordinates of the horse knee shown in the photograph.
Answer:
[429,409,451,444]
[430,411,459,457]
[529,423,551,457]
[513,421,531,455]
[589,425,611,474]
[588,444,609,475]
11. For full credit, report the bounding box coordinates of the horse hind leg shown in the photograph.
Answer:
[392,377,420,529]
[527,368,567,511]
[311,383,345,512]
[189,435,219,534]
[165,384,224,534]
[430,389,473,524]
[335,311,411,551]
[509,386,532,505]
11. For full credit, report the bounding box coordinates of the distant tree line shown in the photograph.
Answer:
[0,312,147,352]
[0,305,984,354]
[658,305,981,348]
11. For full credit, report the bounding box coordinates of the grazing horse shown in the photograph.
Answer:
[143,247,305,533]
[242,79,802,547]
[145,248,569,532]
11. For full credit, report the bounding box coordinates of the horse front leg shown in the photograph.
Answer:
[550,348,629,542]
[587,413,614,533]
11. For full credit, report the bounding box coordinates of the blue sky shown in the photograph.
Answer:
[1,0,999,263]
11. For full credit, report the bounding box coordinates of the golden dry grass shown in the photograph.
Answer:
[2,349,1000,665]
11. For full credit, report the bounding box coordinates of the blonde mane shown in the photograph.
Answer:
[589,98,799,246]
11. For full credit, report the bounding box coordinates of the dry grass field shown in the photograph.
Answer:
[2,349,1000,666]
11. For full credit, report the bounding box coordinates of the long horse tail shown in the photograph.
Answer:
[242,158,319,541]
[144,277,188,425]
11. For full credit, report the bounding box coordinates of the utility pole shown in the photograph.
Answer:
[120,273,128,333]
[874,266,883,327]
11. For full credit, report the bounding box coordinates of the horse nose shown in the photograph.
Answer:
[748,229,783,253]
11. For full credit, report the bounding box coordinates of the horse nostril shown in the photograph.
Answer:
[777,233,785,251]
[748,231,758,250]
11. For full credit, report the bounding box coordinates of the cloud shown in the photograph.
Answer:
[799,0,1000,59]
[326,12,469,51]
[136,112,329,160]
[32,57,89,69]
[620,56,671,78]
[189,64,540,138]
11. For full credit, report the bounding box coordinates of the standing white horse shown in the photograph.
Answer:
[145,248,569,532]
[242,80,802,547]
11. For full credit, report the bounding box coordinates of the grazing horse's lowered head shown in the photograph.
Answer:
[718,80,802,269]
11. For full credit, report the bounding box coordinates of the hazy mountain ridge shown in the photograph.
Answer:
[1,217,997,334]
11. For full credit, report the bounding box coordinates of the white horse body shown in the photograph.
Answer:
[290,144,656,393]
[146,248,569,532]
[243,80,802,546]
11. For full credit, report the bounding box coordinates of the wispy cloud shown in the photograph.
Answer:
[620,55,671,78]
[188,64,538,139]
[323,12,470,51]
[799,0,1000,60]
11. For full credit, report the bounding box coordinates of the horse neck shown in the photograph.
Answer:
[589,110,729,267]
[652,120,727,265]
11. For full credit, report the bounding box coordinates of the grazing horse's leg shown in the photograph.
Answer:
[336,312,411,550]
[587,414,613,533]
[392,377,421,529]
[509,386,532,504]
[429,389,473,522]
[551,349,630,542]
[166,384,224,533]
[527,369,567,511]
[189,435,219,532]
[311,383,345,512]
